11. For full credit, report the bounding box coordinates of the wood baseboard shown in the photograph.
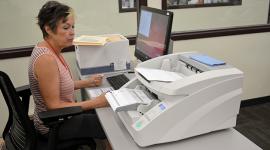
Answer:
[241,96,270,107]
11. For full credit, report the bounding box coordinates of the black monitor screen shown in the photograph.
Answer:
[135,6,173,62]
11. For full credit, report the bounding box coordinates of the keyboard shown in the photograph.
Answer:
[106,74,130,90]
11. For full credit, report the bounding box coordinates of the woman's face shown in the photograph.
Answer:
[49,14,75,49]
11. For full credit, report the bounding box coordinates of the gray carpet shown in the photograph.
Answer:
[235,102,270,150]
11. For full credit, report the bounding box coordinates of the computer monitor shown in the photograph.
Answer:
[135,6,173,62]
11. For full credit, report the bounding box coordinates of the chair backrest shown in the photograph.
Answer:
[0,71,36,150]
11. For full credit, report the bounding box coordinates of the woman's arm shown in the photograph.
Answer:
[74,74,104,90]
[35,55,108,110]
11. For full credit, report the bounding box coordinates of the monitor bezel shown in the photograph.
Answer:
[134,6,173,62]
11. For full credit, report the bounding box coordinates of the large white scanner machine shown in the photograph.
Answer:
[75,34,131,75]
[116,52,243,147]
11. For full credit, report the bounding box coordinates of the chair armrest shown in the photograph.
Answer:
[16,85,31,113]
[16,85,31,97]
[38,106,83,125]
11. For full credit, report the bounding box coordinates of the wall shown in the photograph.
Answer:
[0,0,137,49]
[171,0,269,31]
[0,0,269,49]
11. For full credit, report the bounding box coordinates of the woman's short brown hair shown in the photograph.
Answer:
[37,1,72,38]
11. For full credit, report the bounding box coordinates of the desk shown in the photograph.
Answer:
[81,73,262,150]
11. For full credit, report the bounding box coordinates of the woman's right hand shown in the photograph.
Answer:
[95,93,110,108]
[87,74,104,87]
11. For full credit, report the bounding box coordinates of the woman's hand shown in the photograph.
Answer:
[87,74,104,87]
[95,93,110,107]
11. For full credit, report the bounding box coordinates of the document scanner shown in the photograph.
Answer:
[107,52,243,147]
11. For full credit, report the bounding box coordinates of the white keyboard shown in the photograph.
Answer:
[88,87,113,98]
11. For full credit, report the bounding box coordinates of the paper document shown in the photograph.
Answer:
[106,34,124,42]
[74,35,108,46]
[105,88,152,112]
[135,67,183,82]
[88,87,113,98]
[74,34,125,46]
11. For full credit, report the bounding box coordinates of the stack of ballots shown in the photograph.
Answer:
[74,34,131,75]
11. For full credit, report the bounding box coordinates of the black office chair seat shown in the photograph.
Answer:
[36,135,96,150]
[0,71,96,150]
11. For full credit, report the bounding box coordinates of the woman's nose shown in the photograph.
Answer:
[70,28,75,35]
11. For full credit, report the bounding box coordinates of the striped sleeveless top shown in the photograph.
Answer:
[28,46,74,134]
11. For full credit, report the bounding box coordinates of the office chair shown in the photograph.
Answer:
[0,71,96,150]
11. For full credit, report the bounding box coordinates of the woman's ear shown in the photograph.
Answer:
[45,25,52,35]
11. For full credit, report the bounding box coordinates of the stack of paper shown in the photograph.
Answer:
[73,35,108,46]
[106,34,124,42]
[135,67,183,82]
[74,34,125,46]
[105,88,152,112]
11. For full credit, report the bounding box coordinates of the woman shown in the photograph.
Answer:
[28,1,110,149]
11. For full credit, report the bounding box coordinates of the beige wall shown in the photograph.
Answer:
[0,0,269,49]
[171,0,269,31]
[0,0,137,49]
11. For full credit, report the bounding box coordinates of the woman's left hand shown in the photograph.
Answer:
[87,74,104,87]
